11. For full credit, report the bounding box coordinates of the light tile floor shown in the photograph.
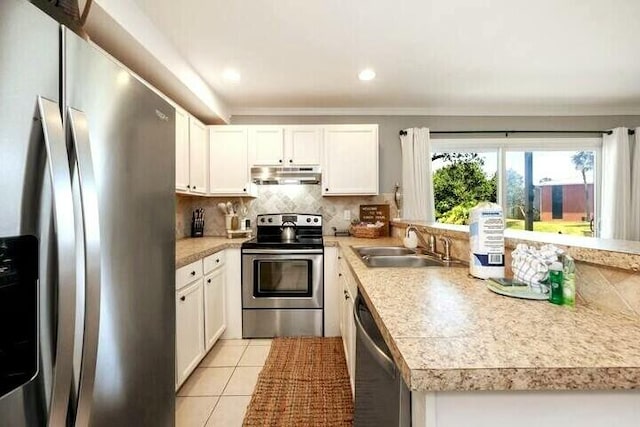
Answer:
[176,338,272,427]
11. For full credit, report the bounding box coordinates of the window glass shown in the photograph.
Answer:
[504,150,595,237]
[431,152,498,224]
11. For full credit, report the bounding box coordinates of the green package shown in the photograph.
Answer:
[562,254,576,307]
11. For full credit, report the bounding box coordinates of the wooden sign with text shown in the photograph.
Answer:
[359,204,390,237]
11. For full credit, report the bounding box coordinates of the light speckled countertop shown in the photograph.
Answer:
[177,235,640,392]
[326,236,640,392]
[176,236,250,268]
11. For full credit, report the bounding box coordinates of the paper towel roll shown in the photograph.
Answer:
[469,202,505,279]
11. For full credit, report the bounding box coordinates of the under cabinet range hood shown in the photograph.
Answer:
[251,166,321,185]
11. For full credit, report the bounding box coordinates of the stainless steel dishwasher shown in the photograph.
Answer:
[354,294,411,427]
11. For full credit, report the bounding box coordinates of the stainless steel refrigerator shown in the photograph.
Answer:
[0,0,176,425]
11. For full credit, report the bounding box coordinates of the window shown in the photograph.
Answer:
[431,151,497,224]
[430,138,601,237]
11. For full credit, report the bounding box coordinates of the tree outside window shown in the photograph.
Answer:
[432,153,497,224]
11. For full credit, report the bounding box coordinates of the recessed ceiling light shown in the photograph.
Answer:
[223,69,241,82]
[358,69,376,81]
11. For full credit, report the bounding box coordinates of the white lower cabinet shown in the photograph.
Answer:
[337,251,357,396]
[221,249,243,339]
[323,247,340,336]
[176,279,205,388]
[175,250,228,389]
[204,266,226,351]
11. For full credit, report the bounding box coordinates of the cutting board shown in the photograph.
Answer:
[359,204,390,237]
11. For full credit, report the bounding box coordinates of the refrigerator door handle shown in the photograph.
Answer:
[67,107,102,427]
[36,96,77,427]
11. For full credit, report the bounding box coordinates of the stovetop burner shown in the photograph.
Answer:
[241,213,324,250]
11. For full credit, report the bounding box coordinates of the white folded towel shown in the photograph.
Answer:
[511,243,563,286]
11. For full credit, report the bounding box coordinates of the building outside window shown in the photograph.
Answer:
[430,138,600,237]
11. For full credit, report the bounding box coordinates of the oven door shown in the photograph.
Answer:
[242,249,323,309]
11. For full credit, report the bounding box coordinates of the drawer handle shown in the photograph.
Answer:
[180,296,186,301]
[190,271,196,276]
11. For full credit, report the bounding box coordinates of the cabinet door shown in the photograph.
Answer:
[285,126,322,165]
[323,125,378,195]
[340,277,351,371]
[323,247,340,336]
[176,280,205,388]
[204,267,226,352]
[346,295,355,395]
[210,126,254,195]
[175,108,190,192]
[189,117,208,194]
[221,249,243,339]
[249,126,284,166]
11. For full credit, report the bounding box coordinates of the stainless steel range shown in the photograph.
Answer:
[241,214,324,337]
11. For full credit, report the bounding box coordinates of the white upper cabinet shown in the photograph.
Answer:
[322,124,379,195]
[249,125,322,166]
[188,116,208,194]
[209,126,256,196]
[249,126,285,165]
[175,107,190,192]
[285,126,322,165]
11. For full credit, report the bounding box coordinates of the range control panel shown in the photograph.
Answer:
[0,235,38,398]
[257,214,322,227]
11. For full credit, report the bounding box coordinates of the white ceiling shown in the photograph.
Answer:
[130,0,640,116]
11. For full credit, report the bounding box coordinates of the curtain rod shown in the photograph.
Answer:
[398,129,636,136]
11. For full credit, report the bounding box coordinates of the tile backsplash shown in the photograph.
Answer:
[176,185,397,239]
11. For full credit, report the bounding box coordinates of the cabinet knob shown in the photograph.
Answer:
[187,185,190,189]
[193,186,196,190]
[325,188,329,191]
[243,188,246,192]
[180,296,186,301]
[344,293,350,300]
[338,256,342,259]
[216,259,220,263]
[190,271,196,276]
[279,159,283,163]
[289,159,293,163]
[338,273,342,277]
[207,279,212,283]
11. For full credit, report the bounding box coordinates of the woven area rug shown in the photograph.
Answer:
[243,337,354,426]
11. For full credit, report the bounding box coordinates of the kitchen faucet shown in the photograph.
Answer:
[440,237,452,261]
[406,225,440,258]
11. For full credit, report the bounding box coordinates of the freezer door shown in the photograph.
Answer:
[64,29,176,426]
[0,1,77,427]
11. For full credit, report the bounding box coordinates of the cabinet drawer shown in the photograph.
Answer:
[176,260,203,290]
[203,251,225,273]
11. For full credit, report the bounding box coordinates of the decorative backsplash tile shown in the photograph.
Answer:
[176,185,397,239]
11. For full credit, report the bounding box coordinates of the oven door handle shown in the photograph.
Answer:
[241,249,324,255]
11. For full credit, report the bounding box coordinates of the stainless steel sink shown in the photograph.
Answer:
[354,246,416,256]
[362,255,443,268]
[352,245,466,268]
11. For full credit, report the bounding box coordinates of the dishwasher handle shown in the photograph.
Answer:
[353,295,396,378]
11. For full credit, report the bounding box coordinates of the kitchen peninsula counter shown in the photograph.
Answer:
[326,236,640,393]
